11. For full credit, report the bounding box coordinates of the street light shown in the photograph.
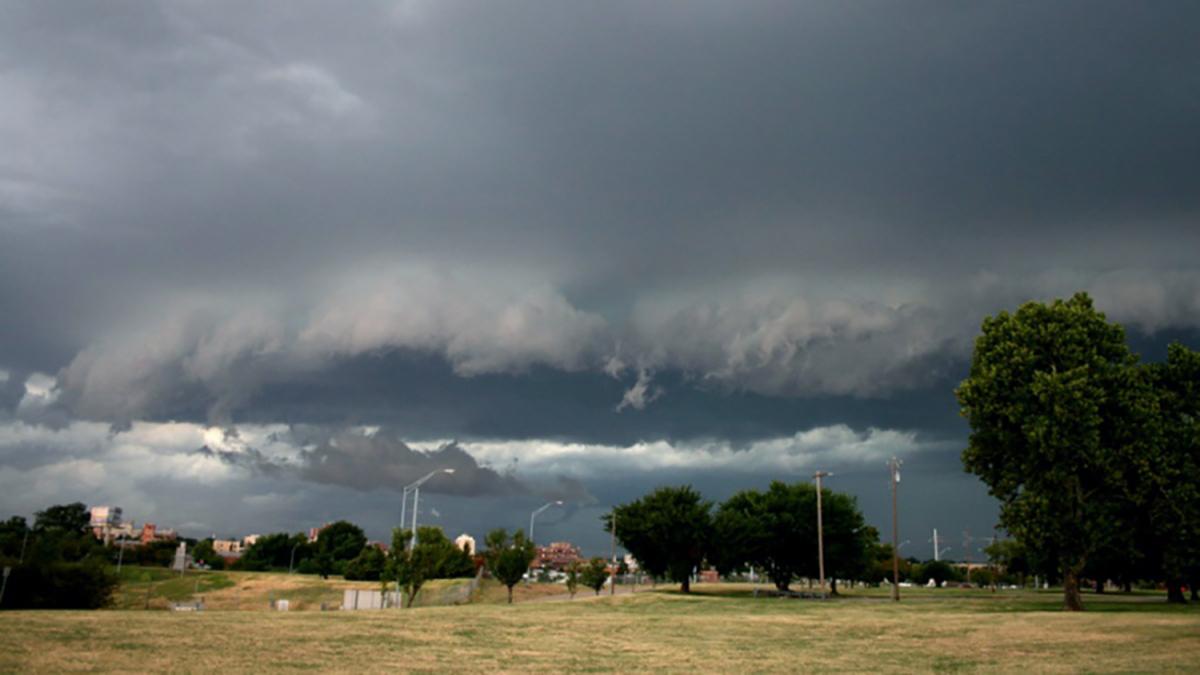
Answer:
[528,501,563,544]
[289,542,301,574]
[405,469,456,550]
[889,456,902,602]
[814,470,832,600]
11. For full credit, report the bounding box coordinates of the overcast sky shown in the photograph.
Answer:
[2,1,1198,557]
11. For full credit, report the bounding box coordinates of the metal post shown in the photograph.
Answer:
[889,457,901,602]
[963,528,972,585]
[0,566,10,606]
[289,543,300,574]
[400,487,408,540]
[410,486,420,550]
[609,508,617,597]
[814,471,829,599]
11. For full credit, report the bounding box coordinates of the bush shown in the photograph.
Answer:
[0,559,119,609]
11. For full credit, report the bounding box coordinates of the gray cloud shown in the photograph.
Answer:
[1,1,1198,549]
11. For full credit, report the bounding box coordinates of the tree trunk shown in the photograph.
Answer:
[1063,567,1084,611]
[775,578,789,592]
[1123,580,1132,593]
[830,578,839,596]
[1191,585,1198,602]
[1166,580,1186,604]
[507,585,514,604]
[681,577,690,593]
[1094,579,1104,594]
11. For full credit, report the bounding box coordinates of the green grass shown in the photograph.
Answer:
[1,583,1197,672]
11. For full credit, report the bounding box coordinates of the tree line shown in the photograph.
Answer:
[607,482,886,594]
[958,293,1200,610]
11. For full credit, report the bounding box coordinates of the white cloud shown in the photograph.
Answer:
[615,369,662,412]
[460,425,945,477]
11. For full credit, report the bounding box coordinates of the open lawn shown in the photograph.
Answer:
[2,585,1198,672]
[111,567,474,611]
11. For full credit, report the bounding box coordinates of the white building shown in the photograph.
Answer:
[455,534,476,555]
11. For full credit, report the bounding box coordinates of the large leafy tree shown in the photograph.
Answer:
[314,521,368,574]
[712,482,813,591]
[611,486,711,593]
[1145,343,1200,602]
[386,526,472,607]
[235,532,312,571]
[712,482,873,593]
[957,293,1157,610]
[34,503,90,534]
[821,498,874,595]
[0,516,30,559]
[343,545,388,581]
[484,528,537,604]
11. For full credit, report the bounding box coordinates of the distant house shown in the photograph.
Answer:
[533,541,583,572]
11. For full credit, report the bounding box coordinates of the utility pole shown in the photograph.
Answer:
[889,457,902,602]
[609,509,617,597]
[933,528,940,562]
[814,471,831,599]
[963,529,972,585]
[400,486,410,541]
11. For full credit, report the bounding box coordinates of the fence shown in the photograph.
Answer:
[341,576,478,611]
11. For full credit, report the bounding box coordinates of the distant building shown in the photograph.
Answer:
[213,539,243,555]
[533,541,583,572]
[242,534,260,548]
[140,523,177,545]
[90,506,123,541]
[307,523,332,543]
[455,534,476,555]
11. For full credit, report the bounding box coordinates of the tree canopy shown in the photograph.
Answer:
[579,557,610,595]
[385,526,473,607]
[484,528,536,604]
[611,485,711,593]
[957,293,1196,609]
[711,481,872,593]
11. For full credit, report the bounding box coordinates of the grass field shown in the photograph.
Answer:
[2,584,1198,672]
[110,567,568,610]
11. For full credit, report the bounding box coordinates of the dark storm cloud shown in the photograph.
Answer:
[294,430,525,497]
[1,1,1199,547]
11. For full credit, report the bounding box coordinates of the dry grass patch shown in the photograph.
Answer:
[2,586,1197,672]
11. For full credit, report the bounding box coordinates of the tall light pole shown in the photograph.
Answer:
[405,469,456,550]
[289,542,301,574]
[399,486,411,540]
[889,457,902,602]
[609,508,617,597]
[528,501,563,544]
[814,471,831,599]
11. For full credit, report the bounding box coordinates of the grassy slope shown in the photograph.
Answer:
[111,567,473,611]
[2,585,1198,672]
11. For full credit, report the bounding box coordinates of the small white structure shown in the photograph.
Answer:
[455,533,476,555]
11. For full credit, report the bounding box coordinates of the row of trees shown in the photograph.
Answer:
[958,293,1200,610]
[609,483,877,593]
[226,521,370,578]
